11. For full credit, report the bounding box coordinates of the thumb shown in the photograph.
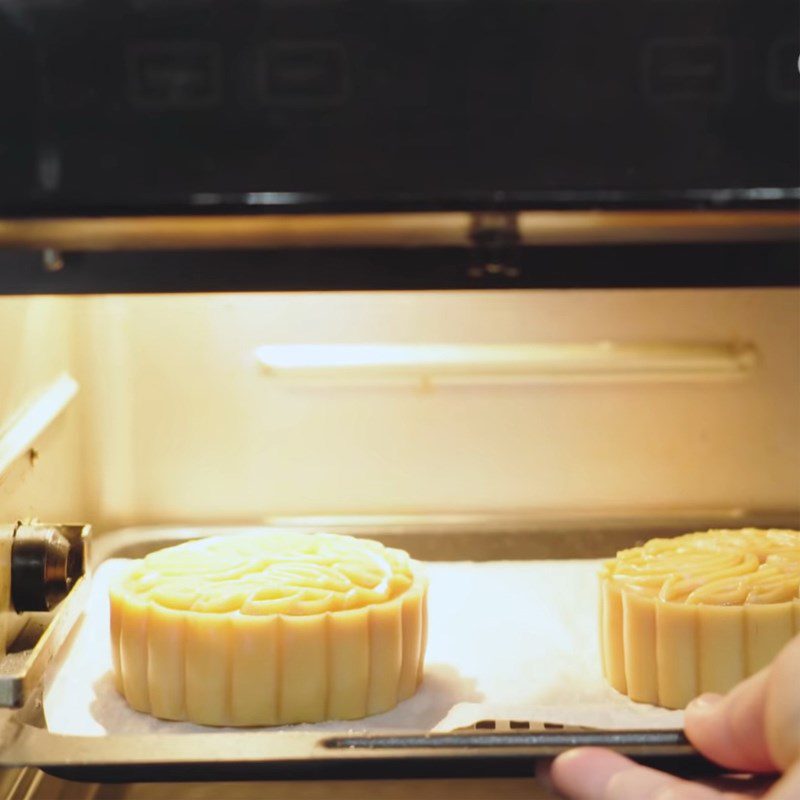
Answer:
[685,667,776,773]
[765,633,800,771]
[685,633,800,774]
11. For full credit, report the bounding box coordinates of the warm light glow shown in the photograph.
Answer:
[254,342,756,385]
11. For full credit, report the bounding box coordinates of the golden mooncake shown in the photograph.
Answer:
[109,531,428,726]
[600,528,800,708]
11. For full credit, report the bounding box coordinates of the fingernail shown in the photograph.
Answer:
[688,692,723,713]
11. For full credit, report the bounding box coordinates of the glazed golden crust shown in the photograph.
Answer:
[600,529,800,709]
[110,532,427,726]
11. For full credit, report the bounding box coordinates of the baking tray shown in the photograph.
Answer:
[1,511,798,783]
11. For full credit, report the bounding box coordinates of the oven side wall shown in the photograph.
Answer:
[0,297,85,526]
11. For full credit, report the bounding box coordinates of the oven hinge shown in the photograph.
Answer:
[468,212,521,281]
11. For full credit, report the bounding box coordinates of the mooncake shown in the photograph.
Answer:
[109,531,428,726]
[600,528,800,708]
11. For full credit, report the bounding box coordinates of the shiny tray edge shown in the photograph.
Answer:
[90,509,800,564]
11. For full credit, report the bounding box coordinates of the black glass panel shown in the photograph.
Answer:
[0,0,797,215]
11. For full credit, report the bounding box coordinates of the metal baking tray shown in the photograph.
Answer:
[0,511,797,783]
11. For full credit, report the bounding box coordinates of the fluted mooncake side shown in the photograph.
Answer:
[600,528,800,709]
[109,531,428,726]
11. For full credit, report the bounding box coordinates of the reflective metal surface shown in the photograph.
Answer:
[0,211,796,251]
[11,524,88,613]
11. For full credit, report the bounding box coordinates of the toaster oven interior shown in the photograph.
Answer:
[0,0,797,793]
[0,284,797,796]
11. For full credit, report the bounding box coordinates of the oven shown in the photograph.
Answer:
[0,1,797,798]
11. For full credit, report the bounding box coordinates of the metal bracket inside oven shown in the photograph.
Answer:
[0,577,88,709]
[0,524,90,708]
[468,212,521,281]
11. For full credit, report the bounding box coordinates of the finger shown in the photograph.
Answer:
[550,748,636,799]
[765,634,800,771]
[535,757,555,794]
[604,765,720,800]
[550,748,720,800]
[770,758,800,800]
[685,668,777,773]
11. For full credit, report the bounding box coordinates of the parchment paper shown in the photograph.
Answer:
[43,559,684,736]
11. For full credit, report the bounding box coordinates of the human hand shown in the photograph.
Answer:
[549,633,800,799]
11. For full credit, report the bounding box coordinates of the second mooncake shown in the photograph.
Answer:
[600,528,800,709]
[109,531,428,726]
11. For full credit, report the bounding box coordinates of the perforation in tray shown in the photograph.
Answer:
[457,720,596,733]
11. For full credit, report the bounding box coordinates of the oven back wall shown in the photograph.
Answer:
[75,288,800,529]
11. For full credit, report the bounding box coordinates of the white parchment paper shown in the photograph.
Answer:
[43,559,684,736]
